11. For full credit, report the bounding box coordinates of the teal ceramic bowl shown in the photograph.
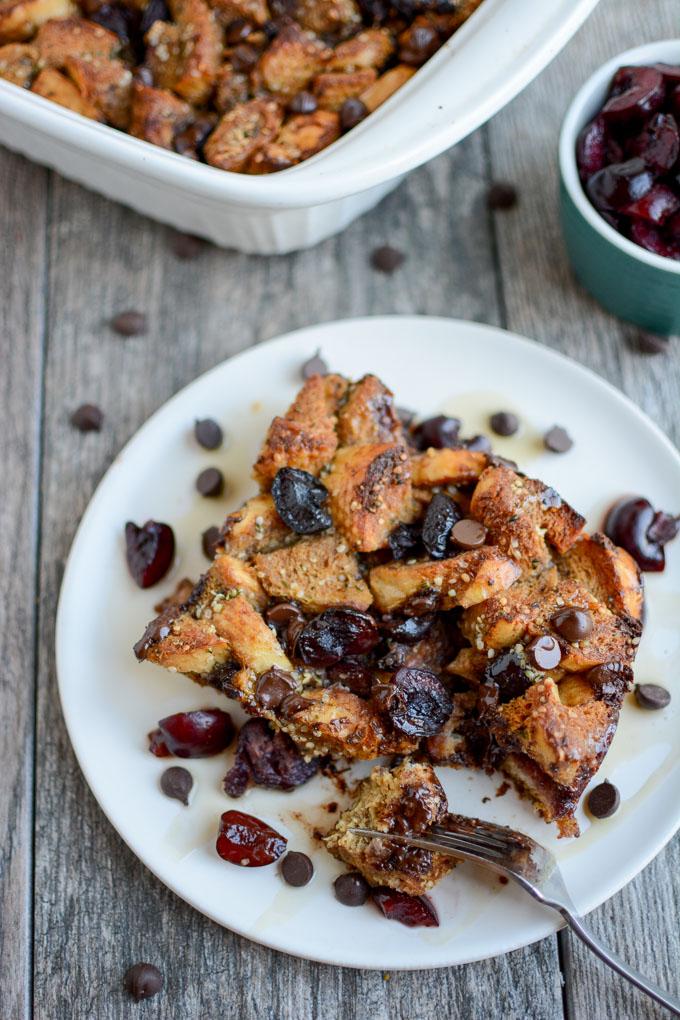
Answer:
[559,41,680,335]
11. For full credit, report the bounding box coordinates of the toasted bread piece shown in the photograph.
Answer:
[424,690,477,765]
[129,82,191,147]
[253,533,372,612]
[211,553,267,609]
[144,20,182,89]
[253,373,347,486]
[35,17,119,67]
[494,677,619,790]
[470,466,585,568]
[207,0,269,25]
[65,56,132,128]
[0,40,35,84]
[146,0,221,105]
[204,97,282,171]
[32,66,101,117]
[0,0,75,43]
[359,63,415,112]
[248,109,340,173]
[336,374,404,447]
[312,68,376,111]
[501,752,580,838]
[213,63,249,113]
[411,447,488,488]
[445,646,490,683]
[461,568,640,670]
[218,493,290,558]
[256,20,328,98]
[293,0,361,37]
[326,442,413,552]
[370,547,521,613]
[325,759,455,895]
[558,532,644,621]
[328,27,394,71]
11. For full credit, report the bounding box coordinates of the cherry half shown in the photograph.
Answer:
[216,810,287,867]
[148,708,234,757]
[372,888,439,927]
[125,520,175,588]
[604,497,679,572]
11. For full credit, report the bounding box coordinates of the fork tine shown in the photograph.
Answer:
[431,823,510,852]
[348,827,506,865]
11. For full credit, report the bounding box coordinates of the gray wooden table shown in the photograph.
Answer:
[2,0,679,1017]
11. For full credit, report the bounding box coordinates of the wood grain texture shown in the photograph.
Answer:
[487,1,680,1017]
[0,149,48,1020]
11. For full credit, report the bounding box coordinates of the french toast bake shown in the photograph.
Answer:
[135,369,644,894]
[0,0,484,174]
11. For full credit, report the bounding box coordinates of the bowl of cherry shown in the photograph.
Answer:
[560,41,680,335]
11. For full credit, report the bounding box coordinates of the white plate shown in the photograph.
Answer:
[57,317,680,970]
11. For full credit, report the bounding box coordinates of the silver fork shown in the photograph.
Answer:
[351,815,680,1016]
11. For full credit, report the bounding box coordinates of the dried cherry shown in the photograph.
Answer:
[271,468,332,535]
[604,497,679,571]
[297,608,380,667]
[125,520,175,588]
[422,493,461,559]
[411,414,461,451]
[372,888,439,927]
[147,708,234,758]
[223,719,319,797]
[326,662,375,697]
[387,522,422,560]
[380,613,436,644]
[380,667,452,737]
[216,810,287,867]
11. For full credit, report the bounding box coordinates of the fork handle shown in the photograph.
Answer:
[559,910,680,1016]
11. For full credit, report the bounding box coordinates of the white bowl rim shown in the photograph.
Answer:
[559,38,680,277]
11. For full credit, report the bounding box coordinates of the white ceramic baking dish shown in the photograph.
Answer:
[0,0,600,253]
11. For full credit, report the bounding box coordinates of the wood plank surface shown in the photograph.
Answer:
[487,1,680,1017]
[0,149,48,1020]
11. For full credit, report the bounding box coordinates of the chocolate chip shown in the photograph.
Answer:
[487,182,518,211]
[334,872,369,906]
[543,426,573,454]
[224,17,251,43]
[289,91,317,114]
[463,434,493,453]
[202,525,221,560]
[170,232,204,259]
[70,403,103,432]
[636,331,669,355]
[123,963,163,1001]
[490,411,519,436]
[451,518,488,549]
[280,851,314,887]
[255,667,297,710]
[587,780,620,819]
[371,245,405,273]
[111,310,147,336]
[160,765,193,805]
[301,349,328,379]
[196,467,224,497]
[527,634,562,670]
[279,692,311,718]
[194,417,223,450]
[634,682,671,710]
[551,607,593,642]
[230,43,259,72]
[340,97,368,131]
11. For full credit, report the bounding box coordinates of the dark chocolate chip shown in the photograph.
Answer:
[202,525,221,560]
[194,417,223,450]
[334,872,369,906]
[301,349,328,379]
[170,232,205,259]
[371,244,406,274]
[544,426,573,454]
[160,765,193,805]
[255,667,297,710]
[634,682,671,710]
[490,411,519,436]
[340,97,368,131]
[224,17,252,43]
[230,43,259,71]
[527,634,562,670]
[551,607,594,642]
[636,331,669,355]
[487,182,518,211]
[196,467,224,497]
[123,963,163,1001]
[289,91,317,114]
[280,851,314,887]
[111,310,147,336]
[279,692,311,718]
[451,518,488,549]
[587,780,620,819]
[70,403,103,432]
[464,434,493,453]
